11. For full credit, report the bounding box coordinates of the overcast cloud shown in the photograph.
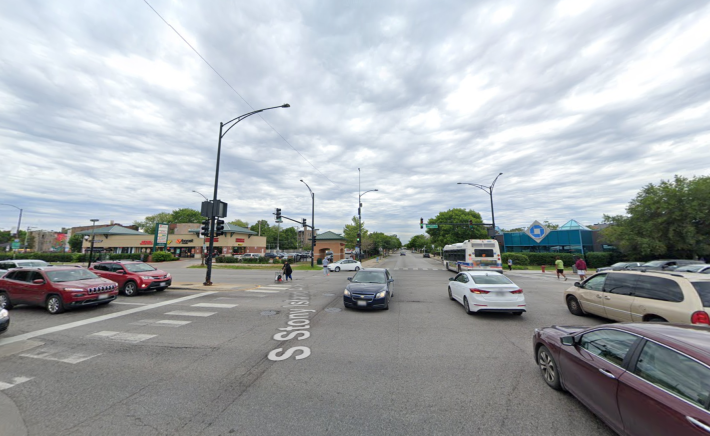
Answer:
[2,0,709,242]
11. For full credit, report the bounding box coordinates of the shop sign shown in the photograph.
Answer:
[140,240,153,245]
[154,223,169,248]
[236,238,245,243]
[206,238,219,243]
[177,239,194,244]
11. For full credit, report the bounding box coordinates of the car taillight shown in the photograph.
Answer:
[510,289,523,294]
[470,288,489,294]
[691,311,710,325]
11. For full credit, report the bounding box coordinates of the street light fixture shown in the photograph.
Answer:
[357,168,378,262]
[458,172,503,235]
[204,103,290,286]
[300,179,315,268]
[88,219,99,267]
[1,203,23,259]
[192,190,209,201]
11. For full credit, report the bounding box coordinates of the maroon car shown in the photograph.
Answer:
[0,267,118,314]
[533,323,710,435]
[89,261,171,296]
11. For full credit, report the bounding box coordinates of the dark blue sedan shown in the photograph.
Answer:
[343,268,395,310]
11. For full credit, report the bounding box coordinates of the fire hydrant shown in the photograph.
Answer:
[541,265,546,273]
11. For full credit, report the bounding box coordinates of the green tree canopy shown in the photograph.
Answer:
[343,216,367,249]
[68,233,83,253]
[425,208,487,247]
[600,175,710,259]
[229,219,249,228]
[250,220,270,236]
[406,234,430,251]
[134,208,202,234]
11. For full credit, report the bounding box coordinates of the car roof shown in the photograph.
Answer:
[603,270,710,282]
[464,271,503,276]
[359,268,387,273]
[613,323,710,361]
[4,266,84,272]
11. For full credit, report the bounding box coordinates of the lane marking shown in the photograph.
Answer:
[0,376,33,391]
[112,302,148,306]
[90,331,156,343]
[0,292,217,347]
[131,319,192,327]
[191,303,238,308]
[20,350,101,364]
[164,311,216,317]
[246,290,279,294]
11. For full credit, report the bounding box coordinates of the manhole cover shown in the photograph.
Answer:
[323,293,335,297]
[261,310,279,316]
[325,307,341,313]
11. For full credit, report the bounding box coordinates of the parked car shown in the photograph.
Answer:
[241,253,262,259]
[564,270,710,325]
[0,308,9,334]
[343,268,394,310]
[264,253,278,259]
[447,271,526,315]
[327,259,362,272]
[0,267,118,314]
[0,259,51,275]
[423,253,431,258]
[631,259,704,271]
[533,322,710,436]
[674,264,710,274]
[89,261,171,296]
[596,261,644,273]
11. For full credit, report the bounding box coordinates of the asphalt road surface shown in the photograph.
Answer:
[0,255,615,435]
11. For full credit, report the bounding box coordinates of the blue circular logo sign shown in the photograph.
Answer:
[530,225,546,238]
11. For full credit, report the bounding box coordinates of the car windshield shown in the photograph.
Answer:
[46,269,99,282]
[351,271,386,284]
[18,261,49,267]
[612,262,632,268]
[470,275,514,285]
[124,263,157,272]
[692,282,710,307]
[678,265,706,272]
[642,261,666,267]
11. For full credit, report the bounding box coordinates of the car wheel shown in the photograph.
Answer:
[463,297,473,315]
[354,266,360,271]
[566,296,584,316]
[383,295,390,310]
[537,345,562,390]
[647,316,667,323]
[46,295,65,314]
[448,287,454,301]
[0,292,12,310]
[123,281,138,297]
[334,267,341,272]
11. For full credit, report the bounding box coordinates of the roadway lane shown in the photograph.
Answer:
[0,256,614,435]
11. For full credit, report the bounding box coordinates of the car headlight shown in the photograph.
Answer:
[376,290,387,299]
[166,273,171,278]
[64,287,84,292]
[0,309,8,319]
[344,289,351,296]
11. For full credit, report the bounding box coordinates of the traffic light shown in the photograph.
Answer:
[214,219,225,237]
[200,219,210,236]
[420,218,424,229]
[275,208,282,221]
[302,218,307,227]
[357,233,361,243]
[469,219,473,228]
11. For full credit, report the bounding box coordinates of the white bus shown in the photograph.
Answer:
[442,239,503,273]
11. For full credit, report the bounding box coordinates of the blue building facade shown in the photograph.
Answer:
[502,220,596,255]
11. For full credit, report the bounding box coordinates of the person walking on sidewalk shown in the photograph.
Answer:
[282,261,293,281]
[555,256,567,281]
[507,258,513,271]
[322,257,330,276]
[575,256,588,281]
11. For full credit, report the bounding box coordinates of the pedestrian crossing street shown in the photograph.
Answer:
[0,283,296,391]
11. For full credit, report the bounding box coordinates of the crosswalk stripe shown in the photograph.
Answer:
[90,331,156,343]
[164,311,216,317]
[0,376,33,391]
[246,290,279,293]
[20,350,101,364]
[191,303,238,308]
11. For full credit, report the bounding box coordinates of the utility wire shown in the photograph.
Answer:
[143,0,336,184]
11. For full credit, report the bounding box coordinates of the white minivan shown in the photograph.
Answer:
[241,253,261,259]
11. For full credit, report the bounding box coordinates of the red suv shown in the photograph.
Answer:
[89,261,171,296]
[0,267,118,314]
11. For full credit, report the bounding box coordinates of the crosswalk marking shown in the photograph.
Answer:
[0,376,33,391]
[164,310,216,317]
[90,331,156,343]
[131,319,192,327]
[246,289,279,293]
[191,303,238,308]
[20,349,101,364]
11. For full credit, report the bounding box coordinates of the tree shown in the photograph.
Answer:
[600,175,710,259]
[229,219,249,228]
[542,220,559,230]
[171,208,203,224]
[343,216,367,249]
[250,220,270,236]
[406,234,430,251]
[425,208,487,247]
[68,233,83,253]
[280,227,298,250]
[134,209,202,234]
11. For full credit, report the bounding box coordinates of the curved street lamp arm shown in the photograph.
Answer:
[300,179,313,195]
[458,182,489,194]
[359,189,379,199]
[222,104,290,138]
[490,173,504,191]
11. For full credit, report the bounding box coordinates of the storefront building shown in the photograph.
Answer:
[78,224,266,257]
[314,231,347,261]
[502,219,602,255]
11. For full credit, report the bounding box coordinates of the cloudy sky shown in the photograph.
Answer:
[2,0,709,243]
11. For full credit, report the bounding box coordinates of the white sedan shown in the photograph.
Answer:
[327,259,362,272]
[447,271,526,316]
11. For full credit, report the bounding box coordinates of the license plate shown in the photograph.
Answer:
[159,282,166,286]
[357,300,367,307]
[98,294,109,300]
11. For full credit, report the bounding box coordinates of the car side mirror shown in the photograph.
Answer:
[560,336,576,346]
[449,277,455,281]
[388,279,394,283]
[347,277,352,281]
[33,279,45,284]
[574,282,581,288]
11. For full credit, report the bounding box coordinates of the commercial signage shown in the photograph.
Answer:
[525,220,549,243]
[236,238,245,243]
[154,223,169,249]
[177,239,194,244]
[140,240,153,245]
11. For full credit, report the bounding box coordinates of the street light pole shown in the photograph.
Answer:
[1,204,23,259]
[357,168,379,262]
[204,103,290,286]
[457,172,503,235]
[88,219,99,267]
[300,180,315,268]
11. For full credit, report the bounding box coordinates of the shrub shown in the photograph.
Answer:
[151,251,176,262]
[501,253,530,266]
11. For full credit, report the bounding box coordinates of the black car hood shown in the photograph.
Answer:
[346,283,387,294]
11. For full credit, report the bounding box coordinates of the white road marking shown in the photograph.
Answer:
[246,290,280,293]
[130,319,192,327]
[0,376,33,391]
[258,286,290,290]
[164,311,216,317]
[90,331,156,343]
[20,349,101,364]
[191,303,238,308]
[112,301,147,306]
[0,292,217,348]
